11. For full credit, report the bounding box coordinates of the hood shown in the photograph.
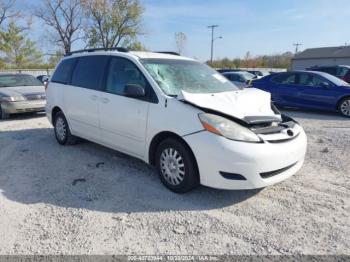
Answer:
[178,88,280,122]
[0,85,45,97]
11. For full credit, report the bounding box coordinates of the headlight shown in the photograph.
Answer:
[198,113,261,142]
[0,96,25,102]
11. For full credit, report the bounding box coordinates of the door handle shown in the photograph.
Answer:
[90,95,98,101]
[101,97,109,104]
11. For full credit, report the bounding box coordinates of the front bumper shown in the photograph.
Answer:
[1,100,46,114]
[184,128,307,190]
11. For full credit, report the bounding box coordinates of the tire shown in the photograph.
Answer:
[54,111,77,145]
[0,104,9,120]
[338,97,350,117]
[155,138,199,193]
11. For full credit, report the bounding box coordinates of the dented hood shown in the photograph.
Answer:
[178,88,280,122]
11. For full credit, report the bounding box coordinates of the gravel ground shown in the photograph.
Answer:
[0,110,349,255]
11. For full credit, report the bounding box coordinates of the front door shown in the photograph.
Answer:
[98,57,150,157]
[295,73,337,109]
[270,73,299,106]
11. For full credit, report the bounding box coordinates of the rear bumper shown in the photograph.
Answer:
[184,128,307,190]
[1,100,46,114]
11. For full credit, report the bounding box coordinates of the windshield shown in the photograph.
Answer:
[0,75,43,88]
[141,59,239,96]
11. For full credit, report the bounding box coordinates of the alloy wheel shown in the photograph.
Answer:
[340,99,350,116]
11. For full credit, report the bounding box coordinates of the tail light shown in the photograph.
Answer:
[44,81,49,91]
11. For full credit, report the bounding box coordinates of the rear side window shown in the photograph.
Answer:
[51,58,77,84]
[71,55,109,90]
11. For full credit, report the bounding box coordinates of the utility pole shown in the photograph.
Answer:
[293,43,302,54]
[208,25,219,64]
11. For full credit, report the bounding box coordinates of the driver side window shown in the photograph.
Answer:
[106,57,146,95]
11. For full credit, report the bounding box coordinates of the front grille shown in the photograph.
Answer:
[252,121,296,135]
[266,133,300,143]
[260,162,297,179]
[24,93,46,101]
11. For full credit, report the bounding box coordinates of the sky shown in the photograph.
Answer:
[17,0,350,62]
[139,0,350,61]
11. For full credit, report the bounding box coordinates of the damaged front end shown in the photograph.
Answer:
[179,90,301,143]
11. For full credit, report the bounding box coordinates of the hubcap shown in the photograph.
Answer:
[160,148,185,186]
[55,117,66,141]
[340,100,350,116]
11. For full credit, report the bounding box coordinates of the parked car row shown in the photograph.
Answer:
[217,68,271,79]
[1,50,348,194]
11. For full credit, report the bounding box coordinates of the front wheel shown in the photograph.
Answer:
[339,98,350,117]
[155,138,199,193]
[54,111,77,145]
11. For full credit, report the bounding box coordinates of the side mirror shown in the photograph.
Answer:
[320,82,331,88]
[124,84,146,97]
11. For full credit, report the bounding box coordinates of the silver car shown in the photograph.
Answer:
[222,71,256,88]
[0,74,46,119]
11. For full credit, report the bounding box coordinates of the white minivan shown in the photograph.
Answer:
[46,48,307,193]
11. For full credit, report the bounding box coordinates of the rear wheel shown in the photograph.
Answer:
[54,111,77,145]
[155,138,199,193]
[339,97,350,117]
[0,104,9,120]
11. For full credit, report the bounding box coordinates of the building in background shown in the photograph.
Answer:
[292,46,350,70]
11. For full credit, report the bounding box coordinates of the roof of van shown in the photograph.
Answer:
[65,49,195,61]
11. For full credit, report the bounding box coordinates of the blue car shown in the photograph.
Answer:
[252,71,350,117]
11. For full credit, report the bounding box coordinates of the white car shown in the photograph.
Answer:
[46,48,307,193]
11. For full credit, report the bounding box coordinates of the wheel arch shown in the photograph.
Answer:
[148,131,198,171]
[337,95,350,110]
[51,106,63,123]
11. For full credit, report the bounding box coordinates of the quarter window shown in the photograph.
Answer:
[71,56,109,90]
[51,58,77,84]
[105,57,146,95]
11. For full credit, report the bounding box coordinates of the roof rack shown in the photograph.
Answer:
[156,51,180,56]
[65,47,129,56]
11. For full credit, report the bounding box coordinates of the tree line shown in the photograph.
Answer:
[0,0,145,69]
[208,51,294,69]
